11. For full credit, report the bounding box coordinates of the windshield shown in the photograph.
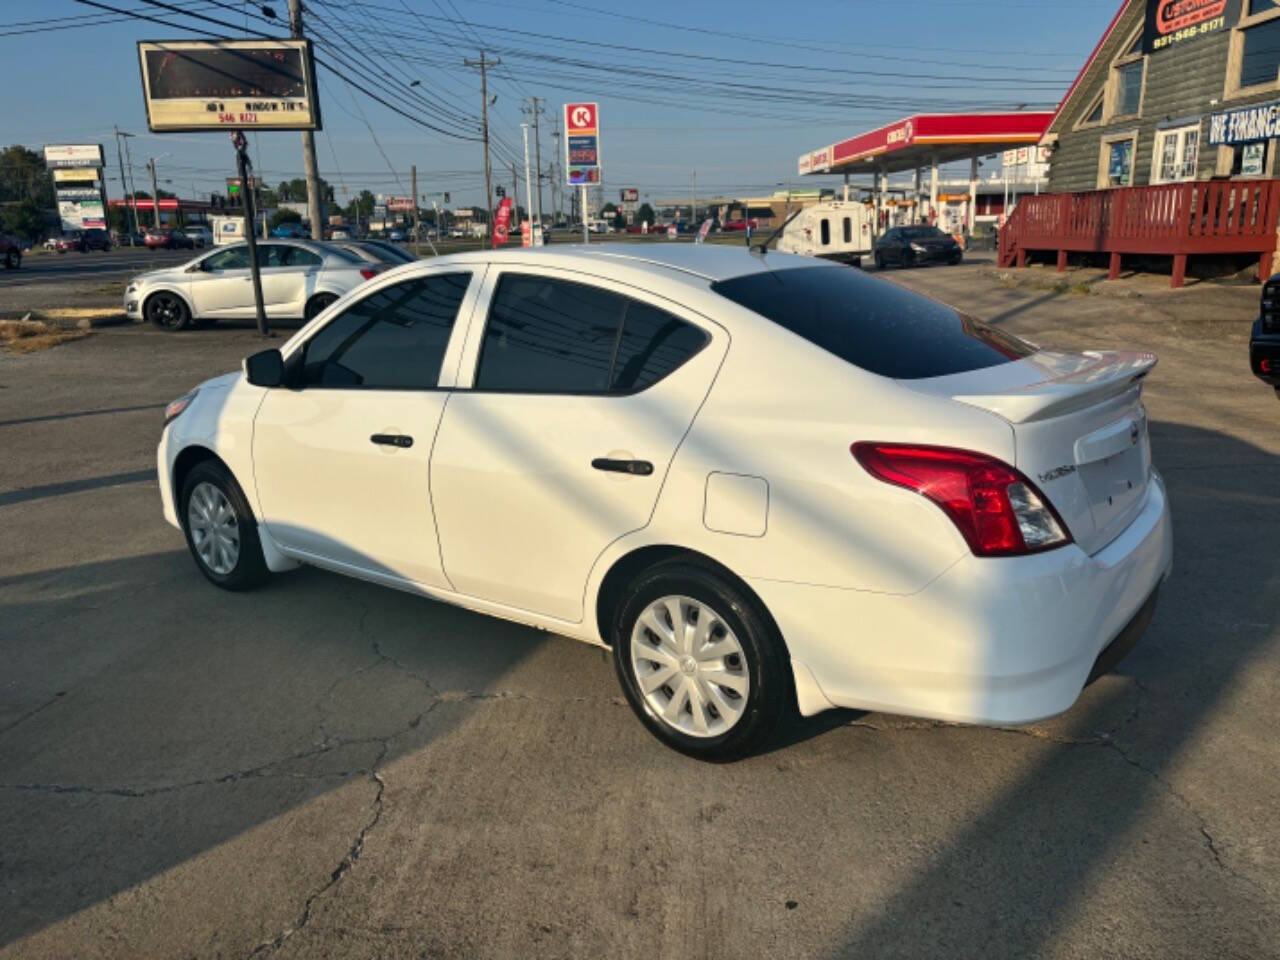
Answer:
[710,265,1035,380]
[899,226,947,240]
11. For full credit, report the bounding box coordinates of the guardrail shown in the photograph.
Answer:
[997,179,1280,286]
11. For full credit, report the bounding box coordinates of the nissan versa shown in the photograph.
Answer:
[157,245,1173,761]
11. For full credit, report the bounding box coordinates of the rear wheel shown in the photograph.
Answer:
[305,293,337,321]
[874,251,885,270]
[146,291,191,330]
[612,561,790,762]
[3,249,18,269]
[180,460,269,591]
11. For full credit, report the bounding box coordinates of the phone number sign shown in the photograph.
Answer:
[565,102,601,185]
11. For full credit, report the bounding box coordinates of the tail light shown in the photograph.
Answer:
[851,443,1071,557]
[1262,277,1280,333]
[359,267,381,280]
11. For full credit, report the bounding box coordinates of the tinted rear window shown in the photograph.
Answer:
[710,266,1034,380]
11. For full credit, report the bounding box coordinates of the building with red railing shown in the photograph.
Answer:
[1001,0,1280,286]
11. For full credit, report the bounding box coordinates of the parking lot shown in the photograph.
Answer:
[1,259,1277,959]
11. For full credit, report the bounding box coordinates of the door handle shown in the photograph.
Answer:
[591,457,653,476]
[371,433,413,448]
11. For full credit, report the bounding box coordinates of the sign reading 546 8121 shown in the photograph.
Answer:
[565,102,601,185]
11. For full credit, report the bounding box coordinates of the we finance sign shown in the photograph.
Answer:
[1209,99,1280,146]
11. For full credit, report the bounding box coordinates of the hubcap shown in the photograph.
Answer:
[151,296,178,325]
[630,595,750,738]
[187,482,240,575]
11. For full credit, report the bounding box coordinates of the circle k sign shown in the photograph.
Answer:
[566,102,598,135]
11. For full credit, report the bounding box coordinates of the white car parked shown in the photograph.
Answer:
[183,225,213,248]
[125,240,380,330]
[157,245,1172,760]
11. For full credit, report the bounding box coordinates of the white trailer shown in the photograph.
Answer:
[775,199,875,266]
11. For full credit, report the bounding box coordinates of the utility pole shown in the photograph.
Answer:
[511,161,519,234]
[692,169,697,226]
[113,127,139,235]
[523,97,545,228]
[550,111,561,226]
[464,52,500,246]
[147,158,161,229]
[521,123,534,246]
[287,0,324,240]
[411,164,420,255]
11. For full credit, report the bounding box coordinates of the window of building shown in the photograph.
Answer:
[1099,133,1138,188]
[1080,95,1104,127]
[1233,140,1270,176]
[1115,60,1144,116]
[302,273,471,389]
[1152,124,1201,183]
[1230,2,1280,95]
[473,274,706,393]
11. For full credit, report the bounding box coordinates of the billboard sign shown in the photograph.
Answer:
[386,196,415,212]
[137,38,321,132]
[620,187,639,202]
[44,144,104,169]
[58,197,106,231]
[565,101,601,185]
[1143,0,1238,54]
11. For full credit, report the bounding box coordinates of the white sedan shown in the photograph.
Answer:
[125,240,381,330]
[157,245,1172,760]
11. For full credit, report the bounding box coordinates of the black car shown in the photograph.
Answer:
[873,225,962,269]
[1252,275,1280,399]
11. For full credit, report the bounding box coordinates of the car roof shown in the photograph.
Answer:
[418,242,820,283]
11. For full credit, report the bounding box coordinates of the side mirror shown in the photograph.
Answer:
[244,348,284,387]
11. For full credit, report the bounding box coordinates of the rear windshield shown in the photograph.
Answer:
[709,265,1034,380]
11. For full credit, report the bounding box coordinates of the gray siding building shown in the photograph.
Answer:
[1044,0,1280,193]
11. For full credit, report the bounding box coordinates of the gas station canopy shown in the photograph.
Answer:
[798,111,1054,176]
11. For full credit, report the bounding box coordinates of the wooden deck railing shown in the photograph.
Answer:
[997,179,1280,286]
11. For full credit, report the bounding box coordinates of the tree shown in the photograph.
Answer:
[269,208,302,230]
[2,199,44,241]
[0,146,54,208]
[637,202,656,226]
[277,177,331,204]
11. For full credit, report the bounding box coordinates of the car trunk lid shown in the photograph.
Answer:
[902,350,1156,555]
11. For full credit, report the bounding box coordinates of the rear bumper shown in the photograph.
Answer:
[753,471,1173,725]
[1250,318,1280,387]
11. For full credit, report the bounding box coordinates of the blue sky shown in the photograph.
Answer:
[1,0,1123,208]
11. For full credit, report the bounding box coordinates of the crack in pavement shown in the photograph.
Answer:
[0,691,66,737]
[845,683,1264,894]
[245,707,433,959]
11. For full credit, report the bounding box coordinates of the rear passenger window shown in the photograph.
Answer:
[820,219,831,246]
[284,246,322,267]
[302,273,470,389]
[473,274,707,393]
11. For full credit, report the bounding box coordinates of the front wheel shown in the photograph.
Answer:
[873,251,885,270]
[305,293,337,321]
[180,460,269,591]
[146,291,191,330]
[612,561,790,762]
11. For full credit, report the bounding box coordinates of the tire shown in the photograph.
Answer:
[3,249,17,270]
[179,460,269,591]
[903,250,916,269]
[145,291,191,330]
[611,560,790,762]
[874,251,885,270]
[305,293,337,321]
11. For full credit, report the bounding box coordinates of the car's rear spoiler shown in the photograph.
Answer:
[903,350,1158,424]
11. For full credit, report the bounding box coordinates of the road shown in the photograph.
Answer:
[1,247,193,285]
[1,260,1277,959]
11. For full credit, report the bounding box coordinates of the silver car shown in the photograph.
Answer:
[125,240,380,330]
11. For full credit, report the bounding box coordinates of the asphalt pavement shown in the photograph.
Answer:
[1,260,1277,959]
[1,247,194,285]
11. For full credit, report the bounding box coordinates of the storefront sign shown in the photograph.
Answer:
[1208,98,1280,145]
[565,102,601,185]
[44,144,104,169]
[53,168,100,183]
[1241,141,1266,175]
[1143,0,1239,54]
